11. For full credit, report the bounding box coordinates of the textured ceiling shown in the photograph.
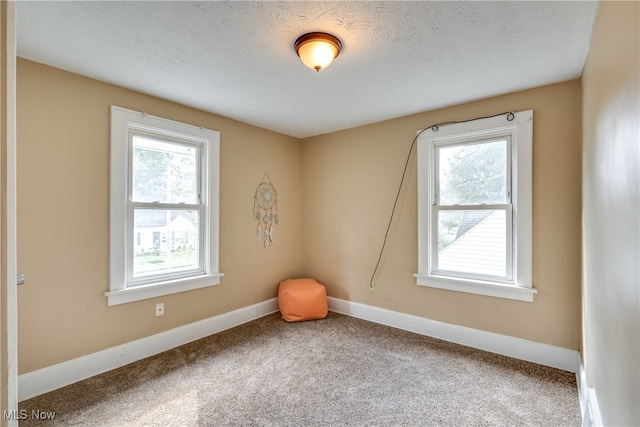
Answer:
[16,1,598,138]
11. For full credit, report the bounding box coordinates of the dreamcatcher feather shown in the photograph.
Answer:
[253,173,279,249]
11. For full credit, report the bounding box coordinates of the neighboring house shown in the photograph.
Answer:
[134,210,197,255]
[439,211,506,278]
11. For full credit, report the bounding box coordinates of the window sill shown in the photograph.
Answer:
[105,273,224,306]
[413,273,536,302]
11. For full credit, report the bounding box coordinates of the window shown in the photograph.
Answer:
[107,106,222,306]
[415,111,535,302]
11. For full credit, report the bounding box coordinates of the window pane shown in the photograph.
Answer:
[133,209,199,278]
[437,209,506,278]
[132,135,198,203]
[438,139,507,205]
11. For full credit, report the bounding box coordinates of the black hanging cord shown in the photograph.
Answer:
[368,111,516,291]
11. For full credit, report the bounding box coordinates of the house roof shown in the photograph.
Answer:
[455,210,493,240]
[134,210,195,230]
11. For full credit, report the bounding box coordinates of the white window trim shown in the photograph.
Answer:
[108,106,222,306]
[415,110,535,302]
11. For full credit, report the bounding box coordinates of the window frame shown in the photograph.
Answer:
[415,110,536,302]
[107,106,222,306]
[128,133,204,286]
[431,135,513,282]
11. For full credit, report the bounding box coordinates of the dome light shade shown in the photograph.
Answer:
[295,32,342,72]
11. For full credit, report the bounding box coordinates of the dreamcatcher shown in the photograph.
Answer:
[253,173,279,249]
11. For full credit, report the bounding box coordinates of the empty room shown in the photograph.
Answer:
[0,1,638,426]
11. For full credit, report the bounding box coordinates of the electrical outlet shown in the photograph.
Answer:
[155,303,164,317]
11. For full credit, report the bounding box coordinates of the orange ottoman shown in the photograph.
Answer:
[278,278,328,322]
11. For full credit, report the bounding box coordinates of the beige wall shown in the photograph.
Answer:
[302,80,583,349]
[10,3,640,423]
[16,59,302,373]
[581,1,639,425]
[16,21,602,379]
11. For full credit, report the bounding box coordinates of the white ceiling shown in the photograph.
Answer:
[16,1,598,138]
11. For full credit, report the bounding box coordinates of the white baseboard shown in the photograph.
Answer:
[576,357,603,427]
[18,298,279,402]
[586,388,603,427]
[20,296,584,406]
[577,357,590,424]
[327,296,580,373]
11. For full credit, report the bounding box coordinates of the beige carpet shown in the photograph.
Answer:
[19,312,581,426]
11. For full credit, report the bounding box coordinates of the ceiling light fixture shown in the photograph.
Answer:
[294,32,342,72]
